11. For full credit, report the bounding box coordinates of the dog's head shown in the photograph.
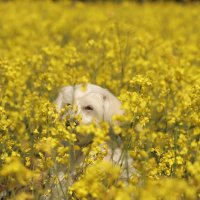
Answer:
[54,84,123,125]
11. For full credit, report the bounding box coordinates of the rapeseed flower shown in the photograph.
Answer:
[0,1,200,199]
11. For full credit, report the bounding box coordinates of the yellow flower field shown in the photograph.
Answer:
[0,1,200,199]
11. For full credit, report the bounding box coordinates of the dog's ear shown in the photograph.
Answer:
[102,91,124,123]
[54,86,73,111]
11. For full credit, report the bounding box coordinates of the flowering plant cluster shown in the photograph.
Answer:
[0,1,200,200]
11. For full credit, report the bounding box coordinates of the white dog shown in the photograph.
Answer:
[54,84,124,124]
[54,84,135,193]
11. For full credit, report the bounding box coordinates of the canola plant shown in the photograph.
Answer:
[0,1,200,199]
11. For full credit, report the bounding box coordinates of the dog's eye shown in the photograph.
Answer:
[84,105,93,111]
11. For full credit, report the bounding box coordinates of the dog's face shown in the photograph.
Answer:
[55,84,123,124]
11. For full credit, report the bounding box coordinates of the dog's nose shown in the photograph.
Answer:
[66,121,70,127]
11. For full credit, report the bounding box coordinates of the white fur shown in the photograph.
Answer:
[54,84,123,124]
